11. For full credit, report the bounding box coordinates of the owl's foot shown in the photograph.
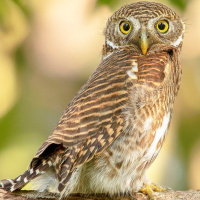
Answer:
[149,183,167,192]
[140,183,167,200]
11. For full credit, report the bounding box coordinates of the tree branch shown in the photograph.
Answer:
[1,189,200,200]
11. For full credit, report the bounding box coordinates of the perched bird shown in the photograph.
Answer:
[0,1,184,199]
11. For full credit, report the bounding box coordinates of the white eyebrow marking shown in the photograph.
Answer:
[147,17,161,30]
[106,40,119,49]
[127,16,141,31]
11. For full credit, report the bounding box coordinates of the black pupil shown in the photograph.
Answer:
[123,23,130,31]
[158,22,166,30]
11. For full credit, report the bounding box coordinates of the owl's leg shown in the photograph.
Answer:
[140,183,167,200]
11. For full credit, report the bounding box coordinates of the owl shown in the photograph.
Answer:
[0,1,184,200]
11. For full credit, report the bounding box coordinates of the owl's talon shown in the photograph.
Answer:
[150,183,166,192]
[140,183,167,200]
[140,184,155,200]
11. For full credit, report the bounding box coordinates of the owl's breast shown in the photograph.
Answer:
[107,110,171,172]
[80,109,171,193]
[125,51,172,90]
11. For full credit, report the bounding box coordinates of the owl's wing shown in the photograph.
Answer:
[6,47,175,192]
[35,49,133,154]
[26,48,137,190]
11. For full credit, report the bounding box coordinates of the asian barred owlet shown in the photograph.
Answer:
[0,1,184,199]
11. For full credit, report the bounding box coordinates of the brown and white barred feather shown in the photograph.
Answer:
[0,48,134,194]
[0,156,53,191]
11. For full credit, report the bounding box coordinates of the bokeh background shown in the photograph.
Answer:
[0,0,200,191]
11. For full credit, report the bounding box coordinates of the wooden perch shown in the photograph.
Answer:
[1,189,200,200]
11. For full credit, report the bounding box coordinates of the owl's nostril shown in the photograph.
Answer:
[138,34,149,39]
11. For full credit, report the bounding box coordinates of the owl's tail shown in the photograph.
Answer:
[0,158,53,192]
[0,178,15,190]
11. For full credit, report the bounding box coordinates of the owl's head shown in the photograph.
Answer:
[103,1,185,56]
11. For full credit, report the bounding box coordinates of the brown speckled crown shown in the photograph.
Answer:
[109,1,178,23]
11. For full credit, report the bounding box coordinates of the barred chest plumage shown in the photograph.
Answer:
[74,48,181,195]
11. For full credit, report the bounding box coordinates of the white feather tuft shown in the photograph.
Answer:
[106,40,119,49]
[172,34,183,47]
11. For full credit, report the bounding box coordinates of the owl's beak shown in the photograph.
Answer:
[139,32,149,55]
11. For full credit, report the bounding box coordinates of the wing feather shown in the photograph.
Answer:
[2,46,177,193]
[33,48,137,160]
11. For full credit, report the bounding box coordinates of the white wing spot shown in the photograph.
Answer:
[127,70,137,79]
[24,177,28,183]
[16,176,21,181]
[30,169,34,174]
[132,60,138,72]
[132,65,138,72]
[36,169,40,175]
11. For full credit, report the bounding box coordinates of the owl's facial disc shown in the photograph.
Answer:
[104,2,185,57]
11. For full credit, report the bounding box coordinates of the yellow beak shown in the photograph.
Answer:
[139,32,149,55]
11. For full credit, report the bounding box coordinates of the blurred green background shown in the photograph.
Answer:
[0,0,200,191]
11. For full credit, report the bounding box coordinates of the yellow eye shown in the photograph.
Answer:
[120,21,132,34]
[156,20,169,33]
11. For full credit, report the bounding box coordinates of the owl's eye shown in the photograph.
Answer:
[120,21,132,34]
[156,20,169,33]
